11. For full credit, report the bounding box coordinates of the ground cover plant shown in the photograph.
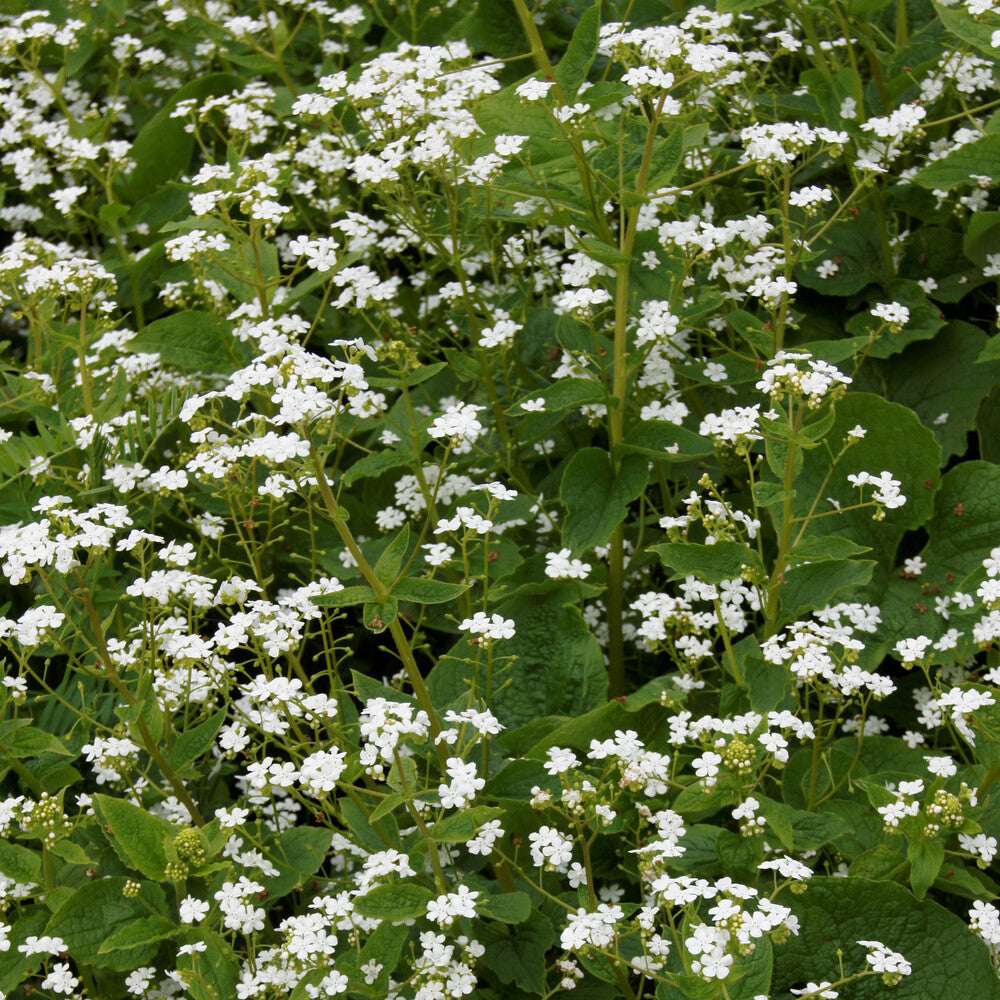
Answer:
[5,0,1000,997]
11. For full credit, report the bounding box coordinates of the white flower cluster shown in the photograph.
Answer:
[739,121,847,173]
[0,496,132,584]
[755,351,852,408]
[846,470,907,514]
[762,603,891,699]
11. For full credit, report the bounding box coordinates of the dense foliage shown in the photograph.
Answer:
[4,0,1000,997]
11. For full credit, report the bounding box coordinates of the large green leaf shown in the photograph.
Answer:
[122,74,240,202]
[93,794,175,881]
[98,916,178,954]
[479,891,532,924]
[797,210,887,294]
[867,462,1000,666]
[792,393,940,593]
[844,279,945,359]
[354,882,435,921]
[477,909,555,994]
[650,540,764,584]
[45,879,166,971]
[0,841,42,884]
[880,321,1000,462]
[427,593,607,728]
[913,134,1000,190]
[169,706,228,771]
[934,1,1000,60]
[555,3,601,99]
[128,312,242,374]
[560,448,649,554]
[774,877,1000,999]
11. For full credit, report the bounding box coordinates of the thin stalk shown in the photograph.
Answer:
[79,587,204,825]
[307,438,447,764]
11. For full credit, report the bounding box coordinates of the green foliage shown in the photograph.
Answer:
[1,1,1000,998]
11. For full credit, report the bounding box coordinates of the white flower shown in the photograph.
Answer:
[924,755,957,778]
[516,78,556,101]
[545,747,580,775]
[857,939,911,978]
[870,301,910,332]
[179,896,210,923]
[426,886,479,926]
[458,612,515,641]
[791,984,838,998]
[545,548,592,579]
[529,825,574,870]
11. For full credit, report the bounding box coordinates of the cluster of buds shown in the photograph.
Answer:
[20,792,72,845]
[722,737,756,776]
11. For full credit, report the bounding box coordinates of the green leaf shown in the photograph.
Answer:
[0,841,42,884]
[797,209,887,295]
[650,540,764,584]
[177,931,239,1000]
[0,911,50,995]
[386,754,417,794]
[357,921,409,994]
[93,794,175,880]
[756,796,794,851]
[363,596,398,633]
[788,534,872,563]
[727,309,773,355]
[354,882,435,921]
[129,312,241,374]
[867,462,1000,666]
[963,210,1000,270]
[579,236,630,267]
[48,839,94,866]
[514,377,605,414]
[430,806,503,842]
[98,916,178,954]
[122,74,241,201]
[715,828,764,877]
[908,839,944,900]
[793,393,940,592]
[370,793,407,824]
[934,1,1000,60]
[45,879,166,971]
[428,593,607,728]
[618,421,714,461]
[375,523,410,586]
[310,585,376,607]
[169,706,227,770]
[913,133,1000,189]
[341,449,413,488]
[555,2,601,99]
[479,891,531,924]
[263,825,333,900]
[849,844,910,882]
[752,481,796,508]
[477,909,554,993]
[882,321,1000,463]
[393,577,470,604]
[560,448,648,554]
[775,877,1000,1000]
[778,559,875,621]
[844,279,946,360]
[646,125,685,192]
[4,726,74,758]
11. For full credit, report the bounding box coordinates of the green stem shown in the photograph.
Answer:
[511,0,614,245]
[77,305,94,415]
[394,750,447,893]
[307,439,448,764]
[762,407,803,637]
[79,587,204,825]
